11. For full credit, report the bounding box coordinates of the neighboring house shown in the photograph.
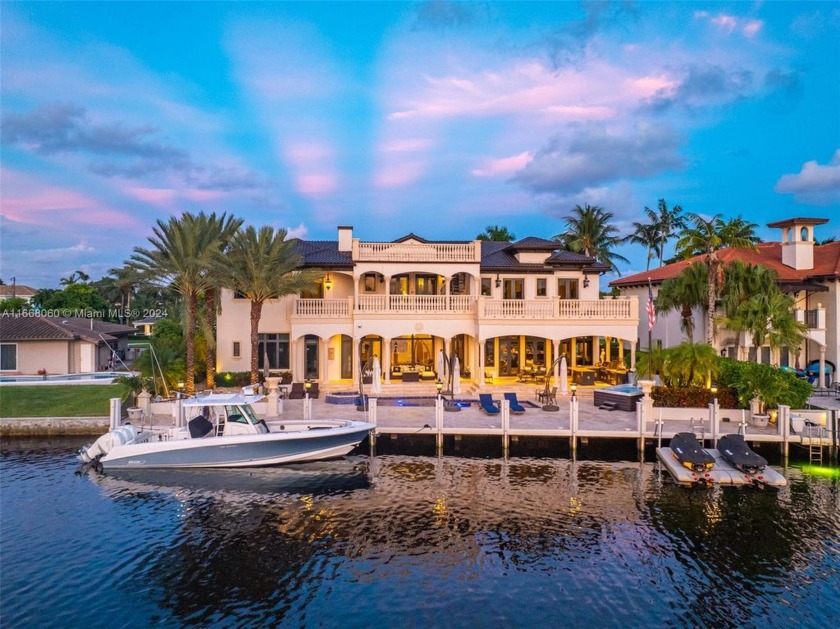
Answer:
[610,217,839,387]
[216,226,640,386]
[0,316,136,374]
[132,316,160,337]
[0,283,38,303]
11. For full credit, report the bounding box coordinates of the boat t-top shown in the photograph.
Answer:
[79,393,374,471]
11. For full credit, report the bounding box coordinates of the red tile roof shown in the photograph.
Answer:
[610,241,840,288]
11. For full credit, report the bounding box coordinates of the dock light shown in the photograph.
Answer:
[177,381,184,390]
[436,379,443,394]
[711,385,717,402]
[571,383,577,399]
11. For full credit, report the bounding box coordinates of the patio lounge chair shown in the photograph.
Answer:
[503,392,526,414]
[288,382,304,399]
[308,383,320,399]
[478,393,500,415]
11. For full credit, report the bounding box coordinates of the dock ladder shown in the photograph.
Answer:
[805,422,824,465]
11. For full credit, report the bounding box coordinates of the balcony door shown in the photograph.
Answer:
[503,279,524,300]
[304,335,319,380]
[498,335,521,376]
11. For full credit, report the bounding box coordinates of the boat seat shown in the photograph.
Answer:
[188,415,214,438]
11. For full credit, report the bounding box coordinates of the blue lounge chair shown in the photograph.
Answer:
[503,392,526,414]
[478,393,500,415]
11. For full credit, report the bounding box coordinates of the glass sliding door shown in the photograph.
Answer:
[304,335,319,380]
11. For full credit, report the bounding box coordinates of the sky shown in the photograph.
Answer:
[2,1,839,289]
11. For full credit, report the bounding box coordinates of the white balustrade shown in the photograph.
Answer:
[294,298,351,317]
[356,295,477,313]
[355,241,480,262]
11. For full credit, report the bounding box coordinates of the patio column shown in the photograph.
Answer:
[553,340,560,388]
[289,337,298,381]
[605,337,611,363]
[819,346,826,389]
[478,341,485,386]
[619,341,624,363]
[383,337,391,384]
[352,337,361,384]
[630,343,636,375]
[571,338,577,368]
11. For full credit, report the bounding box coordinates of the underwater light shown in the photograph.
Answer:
[800,465,840,479]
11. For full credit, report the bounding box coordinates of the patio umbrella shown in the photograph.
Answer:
[437,349,446,380]
[371,355,382,395]
[452,356,461,395]
[559,356,568,395]
[263,350,270,381]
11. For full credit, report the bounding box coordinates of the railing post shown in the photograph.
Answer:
[501,399,510,453]
[435,397,444,453]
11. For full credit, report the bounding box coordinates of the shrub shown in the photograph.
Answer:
[716,358,812,411]
[651,386,739,409]
[216,371,253,387]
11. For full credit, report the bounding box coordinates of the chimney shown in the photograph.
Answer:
[338,226,353,252]
[767,218,828,271]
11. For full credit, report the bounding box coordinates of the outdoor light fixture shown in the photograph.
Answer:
[583,277,590,288]
[379,274,384,284]
[571,383,577,399]
[436,379,443,396]
[324,274,332,290]
[711,385,718,403]
[495,274,501,288]
[304,380,311,391]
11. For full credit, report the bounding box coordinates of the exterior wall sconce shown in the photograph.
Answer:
[495,274,501,288]
[324,274,332,290]
[583,277,590,288]
[379,274,384,284]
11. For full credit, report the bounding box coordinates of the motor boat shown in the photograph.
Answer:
[669,432,715,473]
[716,433,767,475]
[78,393,374,470]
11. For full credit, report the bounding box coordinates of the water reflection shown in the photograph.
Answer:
[2,439,838,628]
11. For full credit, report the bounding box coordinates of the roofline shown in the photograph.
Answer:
[766,217,829,228]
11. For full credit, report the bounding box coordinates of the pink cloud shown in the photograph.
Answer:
[126,187,178,205]
[471,151,533,177]
[373,162,427,189]
[296,173,338,196]
[742,20,763,38]
[1,168,139,228]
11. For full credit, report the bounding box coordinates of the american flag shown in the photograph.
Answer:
[646,283,656,331]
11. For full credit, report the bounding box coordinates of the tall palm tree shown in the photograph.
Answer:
[719,215,761,245]
[644,198,684,267]
[655,262,708,342]
[476,225,516,241]
[626,222,661,271]
[675,212,757,344]
[723,288,807,364]
[129,212,239,395]
[223,226,321,385]
[553,204,629,274]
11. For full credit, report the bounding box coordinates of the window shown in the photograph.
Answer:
[364,274,376,292]
[233,291,247,299]
[557,279,579,300]
[536,278,547,297]
[258,333,290,370]
[0,343,16,371]
[484,339,495,367]
[503,279,524,299]
[481,277,492,296]
[232,342,241,358]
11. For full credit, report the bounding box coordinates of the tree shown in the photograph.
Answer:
[59,270,90,286]
[553,204,629,274]
[674,213,757,344]
[129,212,240,396]
[644,198,684,267]
[627,222,662,271]
[655,262,708,342]
[476,225,516,241]
[664,341,719,388]
[223,226,320,385]
[0,297,30,313]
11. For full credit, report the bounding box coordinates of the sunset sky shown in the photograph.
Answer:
[2,1,839,288]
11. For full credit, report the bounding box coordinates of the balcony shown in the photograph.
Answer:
[353,241,481,262]
[293,296,637,321]
[796,307,825,330]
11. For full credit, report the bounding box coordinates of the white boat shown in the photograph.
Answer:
[78,393,374,470]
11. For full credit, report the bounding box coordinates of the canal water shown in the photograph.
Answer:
[2,437,838,628]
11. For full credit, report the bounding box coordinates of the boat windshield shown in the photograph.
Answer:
[225,404,260,426]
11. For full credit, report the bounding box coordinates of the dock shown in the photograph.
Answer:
[655,447,787,486]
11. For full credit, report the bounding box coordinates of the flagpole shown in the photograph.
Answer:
[647,278,653,380]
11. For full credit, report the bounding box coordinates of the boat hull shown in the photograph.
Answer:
[100,423,372,469]
[669,432,715,472]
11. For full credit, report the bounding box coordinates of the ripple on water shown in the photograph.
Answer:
[2,440,839,628]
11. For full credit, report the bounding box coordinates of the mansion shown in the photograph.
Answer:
[611,217,839,388]
[216,227,640,387]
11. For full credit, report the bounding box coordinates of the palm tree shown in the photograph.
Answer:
[719,215,761,245]
[626,222,661,271]
[723,289,807,364]
[476,225,516,241]
[664,341,719,387]
[553,204,629,274]
[655,262,708,342]
[129,212,239,395]
[675,212,757,344]
[644,198,684,267]
[223,226,321,385]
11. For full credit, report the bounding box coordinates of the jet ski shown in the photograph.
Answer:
[717,433,767,474]
[669,432,715,473]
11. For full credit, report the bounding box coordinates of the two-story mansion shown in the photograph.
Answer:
[216,226,640,387]
[611,217,839,388]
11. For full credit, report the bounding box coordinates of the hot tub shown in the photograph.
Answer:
[593,385,643,412]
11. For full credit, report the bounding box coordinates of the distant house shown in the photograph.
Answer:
[610,217,839,387]
[0,315,136,375]
[0,284,38,304]
[132,315,160,337]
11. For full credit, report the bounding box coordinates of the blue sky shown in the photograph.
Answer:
[2,1,839,289]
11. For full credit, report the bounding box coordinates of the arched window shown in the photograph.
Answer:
[800,226,809,242]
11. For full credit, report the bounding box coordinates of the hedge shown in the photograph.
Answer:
[651,385,739,409]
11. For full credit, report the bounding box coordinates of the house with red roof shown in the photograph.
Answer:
[610,218,839,387]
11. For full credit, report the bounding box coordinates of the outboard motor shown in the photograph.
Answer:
[79,424,139,464]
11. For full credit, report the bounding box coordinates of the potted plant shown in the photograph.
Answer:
[116,374,152,418]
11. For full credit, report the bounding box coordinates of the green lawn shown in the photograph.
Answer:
[0,385,122,418]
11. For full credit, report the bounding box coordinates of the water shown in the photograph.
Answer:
[2,438,839,628]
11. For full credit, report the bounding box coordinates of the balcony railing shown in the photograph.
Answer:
[805,309,819,329]
[354,241,480,262]
[356,295,476,313]
[294,296,636,320]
